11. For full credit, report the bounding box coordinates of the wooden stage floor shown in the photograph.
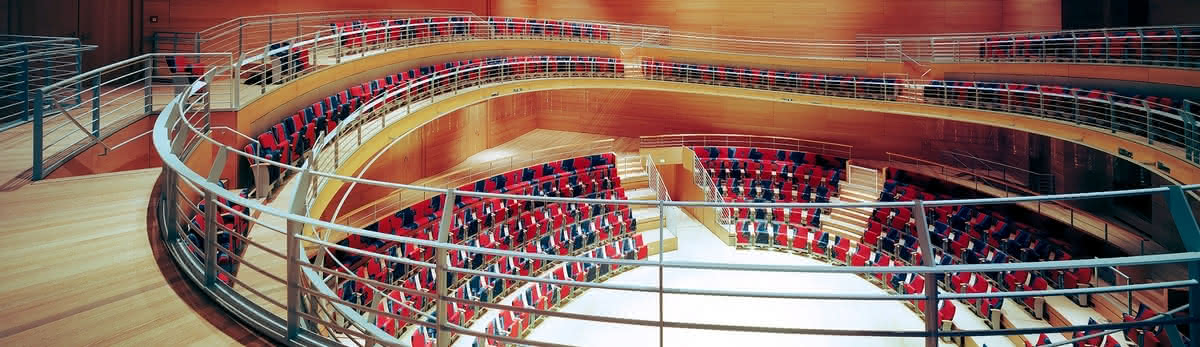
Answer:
[0,168,269,345]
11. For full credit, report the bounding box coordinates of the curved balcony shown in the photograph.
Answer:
[121,10,1200,347]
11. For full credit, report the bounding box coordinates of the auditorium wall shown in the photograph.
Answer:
[134,0,1060,55]
[492,0,1061,40]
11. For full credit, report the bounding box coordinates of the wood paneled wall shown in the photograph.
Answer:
[46,114,165,179]
[135,0,1060,53]
[325,93,537,218]
[493,0,1061,40]
[6,0,137,69]
[533,88,1029,167]
[142,0,488,33]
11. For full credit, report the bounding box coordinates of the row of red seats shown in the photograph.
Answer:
[323,152,644,341]
[1121,304,1187,347]
[333,161,622,280]
[247,56,622,192]
[329,16,614,50]
[730,203,823,227]
[730,224,960,330]
[866,175,1124,344]
[922,80,1190,147]
[872,180,1075,319]
[702,158,841,190]
[477,235,650,347]
[378,163,619,240]
[717,179,830,206]
[978,28,1199,66]
[381,230,649,345]
[327,156,620,302]
[184,184,253,286]
[646,59,900,100]
[372,208,641,337]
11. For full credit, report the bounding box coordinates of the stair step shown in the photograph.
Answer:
[621,172,648,182]
[632,207,662,230]
[617,166,644,175]
[839,191,876,202]
[822,218,864,237]
[625,188,657,201]
[839,208,872,221]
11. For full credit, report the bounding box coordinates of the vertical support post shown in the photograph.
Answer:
[203,190,218,286]
[435,189,455,347]
[163,168,179,242]
[19,45,29,121]
[911,200,938,347]
[1176,29,1183,66]
[232,54,241,108]
[286,166,312,341]
[91,75,101,138]
[267,17,273,51]
[74,40,83,105]
[1164,185,1200,342]
[32,90,44,181]
[204,69,213,131]
[1185,101,1199,163]
[1144,100,1154,145]
[336,27,343,64]
[238,19,244,59]
[144,56,154,113]
[1037,90,1045,117]
[1107,94,1117,133]
[261,43,269,95]
[658,197,665,347]
[1080,93,1089,124]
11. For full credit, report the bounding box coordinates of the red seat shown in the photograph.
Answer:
[791,227,809,251]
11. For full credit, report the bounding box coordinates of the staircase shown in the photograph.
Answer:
[621,49,644,79]
[615,153,660,231]
[821,165,880,239]
[894,81,927,104]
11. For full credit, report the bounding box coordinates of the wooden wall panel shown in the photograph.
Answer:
[47,115,161,179]
[79,0,135,70]
[1003,0,1063,32]
[420,102,487,176]
[533,88,1029,168]
[327,96,534,219]
[494,0,1059,41]
[486,93,538,147]
[147,0,488,33]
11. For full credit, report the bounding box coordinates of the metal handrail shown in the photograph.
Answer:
[641,133,855,161]
[882,151,1156,256]
[139,12,1200,347]
[29,52,234,180]
[156,57,1200,347]
[858,24,1198,40]
[0,35,92,130]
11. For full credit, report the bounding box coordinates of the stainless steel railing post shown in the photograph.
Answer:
[912,199,937,347]
[20,45,29,121]
[232,54,241,108]
[91,75,100,138]
[32,89,44,181]
[203,189,218,286]
[286,165,311,341]
[163,167,179,242]
[1144,100,1155,145]
[435,189,455,347]
[144,56,153,113]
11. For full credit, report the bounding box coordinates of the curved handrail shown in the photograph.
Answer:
[146,12,1200,347]
[159,58,1200,346]
[172,11,1200,71]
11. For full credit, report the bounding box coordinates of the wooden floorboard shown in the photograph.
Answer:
[0,168,271,346]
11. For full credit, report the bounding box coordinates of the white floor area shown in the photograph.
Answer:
[514,213,960,347]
